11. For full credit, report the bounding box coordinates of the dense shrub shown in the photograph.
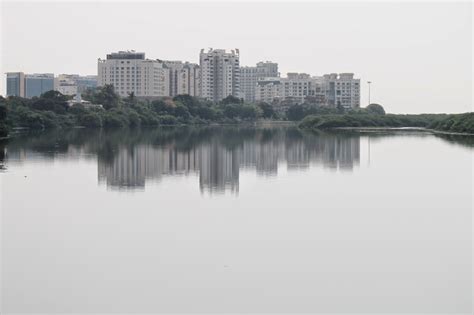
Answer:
[300,113,474,134]
[2,87,472,135]
[79,112,102,128]
[158,115,178,125]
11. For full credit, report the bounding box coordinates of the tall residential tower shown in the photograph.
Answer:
[199,48,240,102]
[240,61,279,102]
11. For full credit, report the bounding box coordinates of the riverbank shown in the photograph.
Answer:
[299,113,474,135]
[1,86,472,137]
[331,126,474,136]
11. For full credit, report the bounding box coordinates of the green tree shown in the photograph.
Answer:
[221,95,242,105]
[79,112,102,128]
[366,103,386,115]
[258,102,276,119]
[95,85,121,110]
[287,104,305,121]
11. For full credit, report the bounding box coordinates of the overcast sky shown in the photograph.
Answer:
[0,1,472,113]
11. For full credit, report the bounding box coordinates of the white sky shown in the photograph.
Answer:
[0,0,472,113]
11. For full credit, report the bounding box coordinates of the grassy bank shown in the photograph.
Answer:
[299,113,474,134]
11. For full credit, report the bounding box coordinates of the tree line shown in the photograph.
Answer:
[0,85,472,137]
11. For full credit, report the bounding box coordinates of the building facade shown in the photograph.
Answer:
[163,61,201,97]
[322,73,360,109]
[76,75,98,93]
[240,66,258,102]
[6,72,25,97]
[98,51,169,97]
[240,61,279,102]
[255,72,360,109]
[25,74,54,98]
[199,48,240,102]
[55,74,98,96]
[255,77,282,104]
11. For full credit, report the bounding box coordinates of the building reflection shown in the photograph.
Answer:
[3,127,360,193]
[6,127,473,193]
[95,128,360,193]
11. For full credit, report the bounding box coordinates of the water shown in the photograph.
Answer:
[1,125,472,313]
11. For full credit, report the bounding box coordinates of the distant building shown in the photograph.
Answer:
[6,72,54,98]
[98,50,169,97]
[76,75,98,93]
[6,72,25,97]
[55,74,77,96]
[67,94,103,109]
[54,74,98,96]
[240,66,258,102]
[255,72,360,109]
[163,61,201,97]
[240,61,279,102]
[199,48,240,102]
[279,73,312,104]
[24,73,54,98]
[322,73,360,109]
[255,77,281,104]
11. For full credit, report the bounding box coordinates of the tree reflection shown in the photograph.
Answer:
[3,126,365,193]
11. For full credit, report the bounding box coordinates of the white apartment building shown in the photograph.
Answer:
[255,77,282,104]
[199,48,240,102]
[240,66,258,103]
[98,51,169,97]
[322,73,360,109]
[163,61,201,97]
[55,76,77,96]
[255,72,360,109]
[240,61,279,102]
[279,73,313,104]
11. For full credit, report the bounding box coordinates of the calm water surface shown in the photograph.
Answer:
[1,126,472,313]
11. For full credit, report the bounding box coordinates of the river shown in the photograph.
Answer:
[1,125,472,313]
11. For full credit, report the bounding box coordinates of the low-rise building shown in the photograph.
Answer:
[54,74,98,96]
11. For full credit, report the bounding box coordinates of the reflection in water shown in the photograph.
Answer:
[0,142,5,171]
[95,129,359,193]
[5,126,361,193]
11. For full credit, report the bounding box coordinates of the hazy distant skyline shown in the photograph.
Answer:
[1,1,472,113]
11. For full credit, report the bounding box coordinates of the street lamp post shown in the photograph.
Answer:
[367,81,372,105]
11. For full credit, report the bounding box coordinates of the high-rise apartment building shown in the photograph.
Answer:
[240,61,279,102]
[199,48,240,102]
[279,73,312,104]
[240,66,258,103]
[6,72,25,97]
[163,61,201,97]
[98,51,169,97]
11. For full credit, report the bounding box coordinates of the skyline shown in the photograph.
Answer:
[1,1,472,113]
